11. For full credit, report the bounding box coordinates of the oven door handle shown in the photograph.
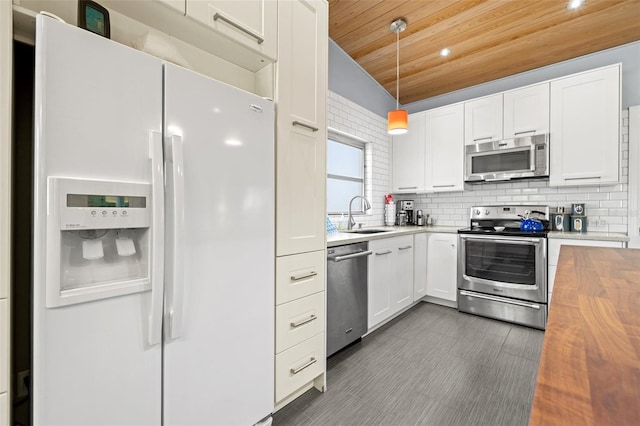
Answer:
[459,291,542,310]
[459,235,542,245]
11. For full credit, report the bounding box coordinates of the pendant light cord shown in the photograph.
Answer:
[396,28,400,110]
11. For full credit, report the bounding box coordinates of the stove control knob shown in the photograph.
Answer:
[474,209,481,216]
[484,209,490,215]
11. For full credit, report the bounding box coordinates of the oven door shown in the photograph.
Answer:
[457,234,547,303]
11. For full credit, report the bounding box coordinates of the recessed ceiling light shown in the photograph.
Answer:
[440,48,451,57]
[567,0,584,10]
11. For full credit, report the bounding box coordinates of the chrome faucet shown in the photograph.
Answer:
[347,196,371,230]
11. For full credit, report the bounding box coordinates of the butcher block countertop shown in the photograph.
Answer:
[530,246,640,425]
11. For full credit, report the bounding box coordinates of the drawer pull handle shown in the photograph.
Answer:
[212,12,264,44]
[433,184,455,188]
[290,357,317,375]
[514,130,536,135]
[473,136,494,142]
[375,250,392,255]
[290,271,317,281]
[399,245,412,250]
[564,175,601,181]
[292,121,319,132]
[398,186,417,190]
[290,314,318,328]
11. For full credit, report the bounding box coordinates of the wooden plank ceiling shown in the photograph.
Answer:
[329,0,640,105]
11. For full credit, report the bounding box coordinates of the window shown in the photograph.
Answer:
[327,133,365,214]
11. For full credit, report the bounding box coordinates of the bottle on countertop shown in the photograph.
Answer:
[338,213,347,230]
[426,214,432,226]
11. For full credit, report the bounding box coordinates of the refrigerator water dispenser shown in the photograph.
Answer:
[46,177,153,307]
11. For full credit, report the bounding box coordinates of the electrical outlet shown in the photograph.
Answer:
[16,369,30,398]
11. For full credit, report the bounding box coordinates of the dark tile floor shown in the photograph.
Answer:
[273,302,545,426]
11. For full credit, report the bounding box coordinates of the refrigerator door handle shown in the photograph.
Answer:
[167,134,185,339]
[148,131,165,346]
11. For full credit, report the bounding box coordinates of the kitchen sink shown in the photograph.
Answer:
[346,229,392,234]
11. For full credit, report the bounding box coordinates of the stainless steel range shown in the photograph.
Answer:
[457,205,549,330]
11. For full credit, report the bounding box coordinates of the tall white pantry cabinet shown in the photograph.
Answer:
[0,0,11,421]
[274,0,328,411]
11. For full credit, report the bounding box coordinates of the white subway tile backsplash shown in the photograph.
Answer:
[329,93,629,234]
[600,200,624,208]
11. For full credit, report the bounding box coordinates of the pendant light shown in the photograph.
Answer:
[388,18,408,135]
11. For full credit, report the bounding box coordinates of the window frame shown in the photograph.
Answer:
[326,130,366,215]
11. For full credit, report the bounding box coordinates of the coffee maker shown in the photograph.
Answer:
[398,200,414,225]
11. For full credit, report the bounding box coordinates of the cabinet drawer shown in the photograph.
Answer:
[275,333,325,403]
[548,239,623,266]
[276,292,325,353]
[276,250,325,304]
[0,300,6,394]
[0,392,6,426]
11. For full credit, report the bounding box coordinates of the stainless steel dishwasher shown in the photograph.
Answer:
[327,242,371,356]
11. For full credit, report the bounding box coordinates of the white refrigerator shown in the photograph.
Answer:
[33,16,274,425]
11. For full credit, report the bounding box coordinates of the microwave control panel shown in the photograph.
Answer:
[534,144,547,175]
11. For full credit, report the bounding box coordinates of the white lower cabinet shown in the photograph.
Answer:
[274,250,325,410]
[0,392,7,426]
[0,299,7,396]
[413,233,428,301]
[275,292,325,353]
[426,233,458,303]
[275,332,325,403]
[547,238,624,303]
[368,235,414,329]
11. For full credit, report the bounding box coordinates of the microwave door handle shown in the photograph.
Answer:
[529,144,537,171]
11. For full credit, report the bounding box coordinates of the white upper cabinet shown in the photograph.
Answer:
[155,0,186,14]
[464,93,503,145]
[549,65,620,186]
[425,103,464,191]
[275,0,328,256]
[392,112,426,193]
[503,83,550,138]
[186,0,277,60]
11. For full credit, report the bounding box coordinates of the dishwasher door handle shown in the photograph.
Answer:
[331,250,372,262]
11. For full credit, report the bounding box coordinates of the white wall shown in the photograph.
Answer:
[327,91,390,227]
[328,90,631,233]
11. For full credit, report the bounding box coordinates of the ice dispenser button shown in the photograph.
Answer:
[82,239,104,260]
[116,230,136,257]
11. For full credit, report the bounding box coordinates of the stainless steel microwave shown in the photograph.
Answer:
[464,134,549,182]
